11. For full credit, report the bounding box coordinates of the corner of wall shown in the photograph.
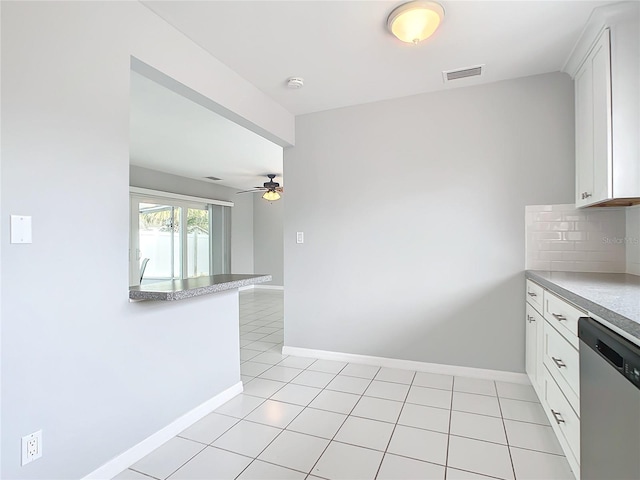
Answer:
[626,205,640,275]
[253,194,284,286]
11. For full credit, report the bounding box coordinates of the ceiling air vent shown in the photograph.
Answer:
[204,176,222,181]
[442,65,484,83]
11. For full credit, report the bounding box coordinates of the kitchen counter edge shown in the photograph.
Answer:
[526,270,640,346]
[129,274,272,301]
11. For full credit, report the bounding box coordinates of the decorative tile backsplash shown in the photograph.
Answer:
[526,204,628,273]
[627,205,640,276]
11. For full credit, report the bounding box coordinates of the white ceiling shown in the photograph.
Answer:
[132,0,613,189]
[143,0,614,116]
[130,71,283,190]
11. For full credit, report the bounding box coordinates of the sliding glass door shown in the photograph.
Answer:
[137,202,181,282]
[186,206,210,278]
[130,195,230,286]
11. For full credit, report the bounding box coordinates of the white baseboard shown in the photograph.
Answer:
[282,346,529,384]
[83,382,243,480]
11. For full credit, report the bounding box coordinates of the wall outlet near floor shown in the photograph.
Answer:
[296,232,304,244]
[21,430,42,465]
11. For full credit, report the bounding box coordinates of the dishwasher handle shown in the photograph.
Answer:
[596,339,624,370]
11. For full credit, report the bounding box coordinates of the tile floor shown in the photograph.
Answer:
[114,289,574,480]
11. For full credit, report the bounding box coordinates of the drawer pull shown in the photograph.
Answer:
[527,315,536,323]
[551,409,565,424]
[552,356,566,368]
[551,313,567,321]
[527,292,537,297]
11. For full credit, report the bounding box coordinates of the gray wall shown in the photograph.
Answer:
[0,2,291,478]
[253,195,284,286]
[130,165,255,274]
[284,72,575,373]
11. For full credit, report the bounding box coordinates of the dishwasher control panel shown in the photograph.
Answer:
[624,363,640,388]
[579,316,640,390]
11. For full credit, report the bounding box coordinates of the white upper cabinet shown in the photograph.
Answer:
[565,2,640,208]
[574,30,611,207]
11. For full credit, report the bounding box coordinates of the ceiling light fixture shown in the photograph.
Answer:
[387,1,445,45]
[262,190,281,201]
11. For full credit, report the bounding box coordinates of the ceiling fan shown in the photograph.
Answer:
[236,174,283,201]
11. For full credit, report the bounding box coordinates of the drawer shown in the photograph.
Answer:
[544,366,580,465]
[544,291,585,346]
[544,320,580,414]
[526,279,544,313]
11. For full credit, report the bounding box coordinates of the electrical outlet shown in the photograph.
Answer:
[21,430,42,465]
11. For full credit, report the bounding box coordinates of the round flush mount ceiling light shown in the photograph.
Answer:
[387,1,445,44]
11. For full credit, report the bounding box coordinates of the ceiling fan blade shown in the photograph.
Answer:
[236,188,266,194]
[275,187,284,192]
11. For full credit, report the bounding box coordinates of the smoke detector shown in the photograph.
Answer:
[287,77,304,89]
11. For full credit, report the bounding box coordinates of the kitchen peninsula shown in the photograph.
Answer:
[129,274,272,301]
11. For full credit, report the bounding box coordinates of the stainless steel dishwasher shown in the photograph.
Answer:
[579,317,640,480]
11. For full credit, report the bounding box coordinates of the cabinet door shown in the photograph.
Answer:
[526,307,537,383]
[525,303,544,393]
[575,29,612,207]
[575,59,594,207]
[591,30,612,202]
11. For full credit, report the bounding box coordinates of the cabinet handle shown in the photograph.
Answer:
[581,192,592,199]
[527,315,536,323]
[527,292,537,297]
[552,356,566,368]
[552,313,567,321]
[551,409,565,424]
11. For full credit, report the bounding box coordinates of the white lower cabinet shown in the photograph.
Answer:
[544,320,580,414]
[525,302,544,394]
[544,290,583,348]
[526,279,545,312]
[544,367,581,471]
[526,279,583,479]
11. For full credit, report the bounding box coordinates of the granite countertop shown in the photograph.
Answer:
[129,274,272,301]
[526,270,640,345]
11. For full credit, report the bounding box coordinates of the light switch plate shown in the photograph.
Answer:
[10,215,32,244]
[296,232,304,244]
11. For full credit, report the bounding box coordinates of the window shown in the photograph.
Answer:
[129,188,231,286]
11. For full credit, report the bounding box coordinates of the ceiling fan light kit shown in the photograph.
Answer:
[387,1,445,44]
[262,190,281,201]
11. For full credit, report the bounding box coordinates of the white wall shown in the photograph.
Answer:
[284,72,575,373]
[0,2,292,478]
[253,195,284,286]
[130,166,255,274]
[627,205,640,275]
